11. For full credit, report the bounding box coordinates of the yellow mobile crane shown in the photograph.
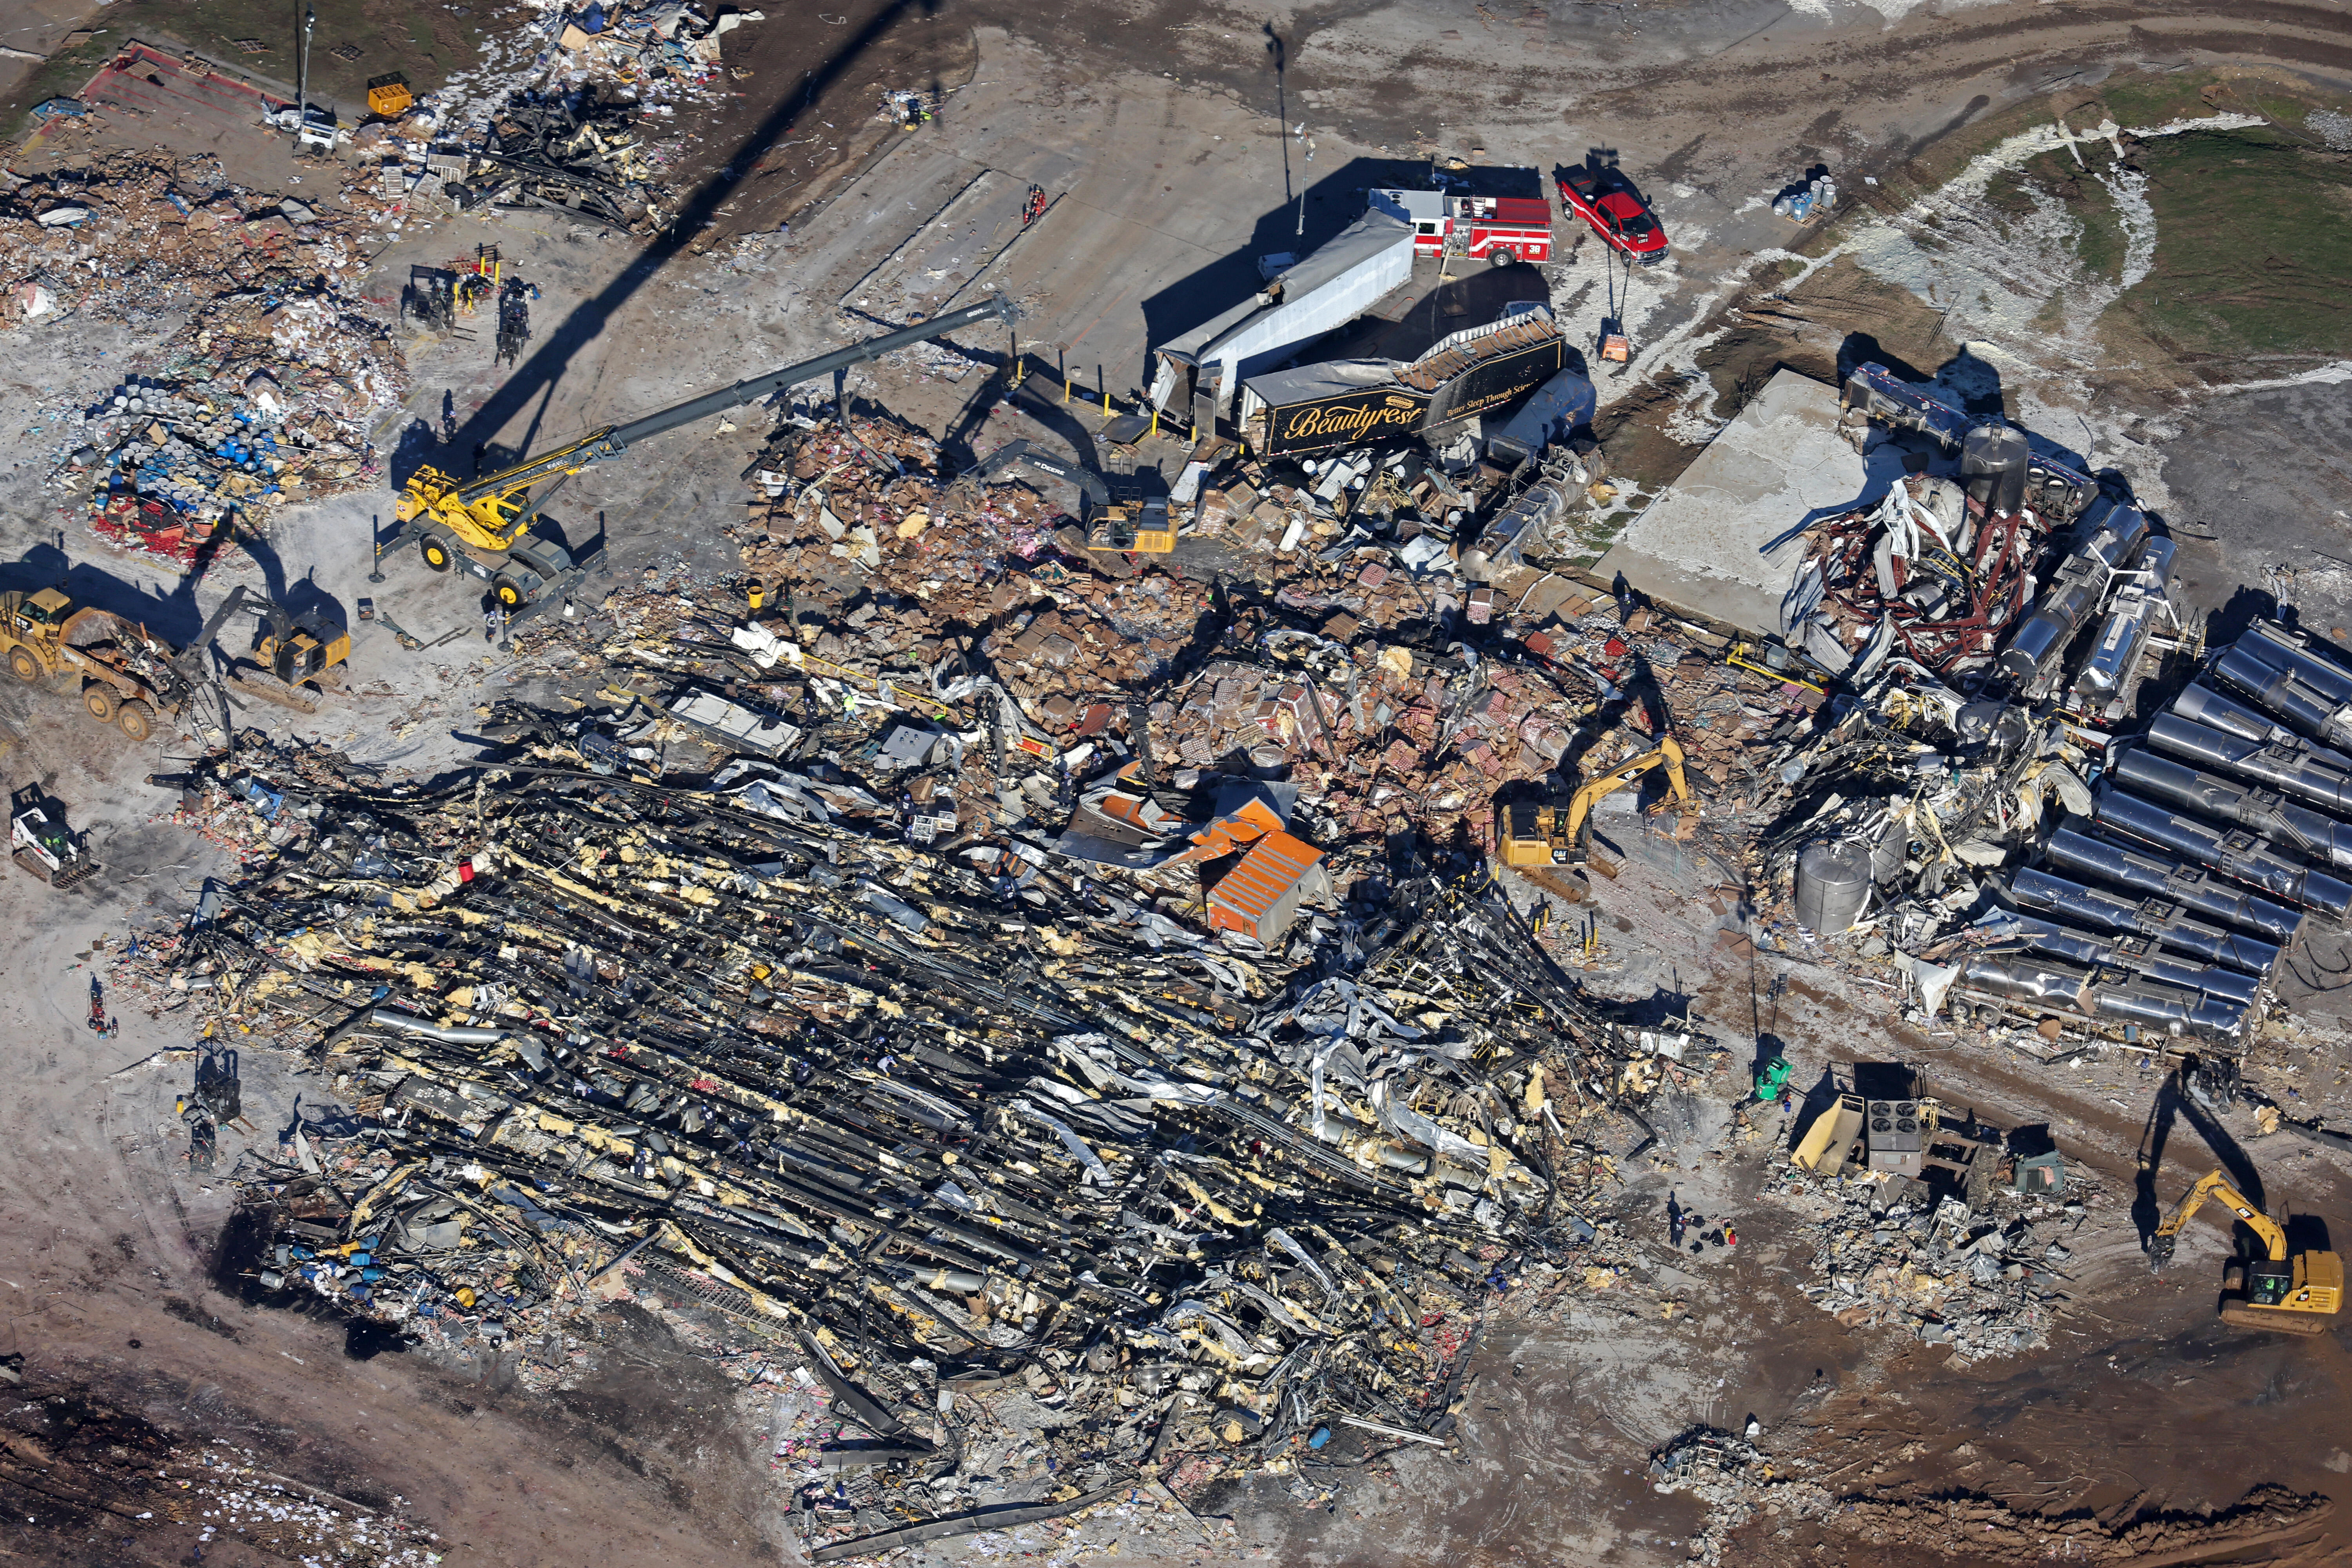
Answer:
[391,297,1018,615]
[2150,1167,2341,1334]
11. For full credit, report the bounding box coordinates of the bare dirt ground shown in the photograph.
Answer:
[2,2,2352,1566]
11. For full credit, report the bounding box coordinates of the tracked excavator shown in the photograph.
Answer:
[390,297,1019,613]
[1496,734,1698,888]
[957,439,1175,555]
[2151,1167,2341,1333]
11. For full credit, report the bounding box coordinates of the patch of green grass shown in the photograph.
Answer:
[2117,126,2352,356]
[2098,76,2219,130]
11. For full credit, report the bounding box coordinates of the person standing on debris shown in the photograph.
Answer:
[1668,1194,1686,1248]
[485,603,509,646]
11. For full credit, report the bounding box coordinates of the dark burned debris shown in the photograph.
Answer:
[446,87,666,232]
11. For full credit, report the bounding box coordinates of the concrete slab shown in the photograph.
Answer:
[1596,368,1903,635]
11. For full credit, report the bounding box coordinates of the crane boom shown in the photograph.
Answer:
[391,297,1020,603]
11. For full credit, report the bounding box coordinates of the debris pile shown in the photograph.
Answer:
[1771,1170,2080,1362]
[139,616,1672,1556]
[356,2,766,234]
[0,155,405,555]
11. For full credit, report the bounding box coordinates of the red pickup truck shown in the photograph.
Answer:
[1555,164,1669,265]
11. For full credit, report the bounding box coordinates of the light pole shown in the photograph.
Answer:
[1264,25,1305,244]
[295,3,316,143]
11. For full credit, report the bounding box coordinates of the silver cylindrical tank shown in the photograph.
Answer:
[2241,620,2352,702]
[2043,826,2307,944]
[1961,423,2031,517]
[2113,745,2352,872]
[2145,711,2352,817]
[2171,681,2297,745]
[1960,953,2092,1007]
[1794,839,1873,934]
[2071,535,2178,702]
[2210,645,2352,751]
[1995,500,2151,685]
[2007,865,2281,974]
[2090,786,2352,915]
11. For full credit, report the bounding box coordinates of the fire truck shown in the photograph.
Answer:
[1373,178,1555,265]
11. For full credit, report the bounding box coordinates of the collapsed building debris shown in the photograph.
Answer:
[135,418,1719,1549]
[1771,1067,2082,1361]
[1,153,406,557]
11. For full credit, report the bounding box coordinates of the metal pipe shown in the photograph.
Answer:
[2145,712,2352,817]
[2112,745,2352,872]
[2007,866,2280,975]
[372,1011,508,1045]
[2090,785,2352,915]
[2042,826,2306,945]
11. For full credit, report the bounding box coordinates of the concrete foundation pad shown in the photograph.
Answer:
[1597,369,1904,636]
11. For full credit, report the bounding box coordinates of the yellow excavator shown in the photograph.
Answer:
[956,439,1175,555]
[2150,1167,2341,1334]
[1497,734,1698,873]
[391,296,1017,615]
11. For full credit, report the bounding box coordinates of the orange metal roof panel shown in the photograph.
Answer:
[1208,831,1323,930]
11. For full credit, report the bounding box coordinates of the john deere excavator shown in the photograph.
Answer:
[2151,1167,2342,1334]
[957,439,1174,555]
[391,296,1019,613]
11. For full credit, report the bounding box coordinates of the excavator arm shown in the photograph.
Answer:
[965,439,1112,509]
[2149,1167,2288,1273]
[1564,735,1695,858]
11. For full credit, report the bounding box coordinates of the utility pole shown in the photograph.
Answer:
[295,2,316,143]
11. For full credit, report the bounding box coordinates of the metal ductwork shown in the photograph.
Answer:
[372,1010,509,1045]
[1995,497,2151,687]
[2145,712,2352,817]
[2007,865,2281,975]
[2043,825,2306,945]
[2091,786,2352,915]
[2112,746,2352,873]
[1998,910,2264,1005]
[2210,645,2352,751]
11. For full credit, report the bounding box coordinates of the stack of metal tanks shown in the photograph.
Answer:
[1975,619,2352,1044]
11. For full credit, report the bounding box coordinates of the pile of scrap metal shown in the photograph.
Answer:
[443,86,665,232]
[1747,616,2352,1049]
[143,704,1660,1547]
[1775,366,2102,684]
